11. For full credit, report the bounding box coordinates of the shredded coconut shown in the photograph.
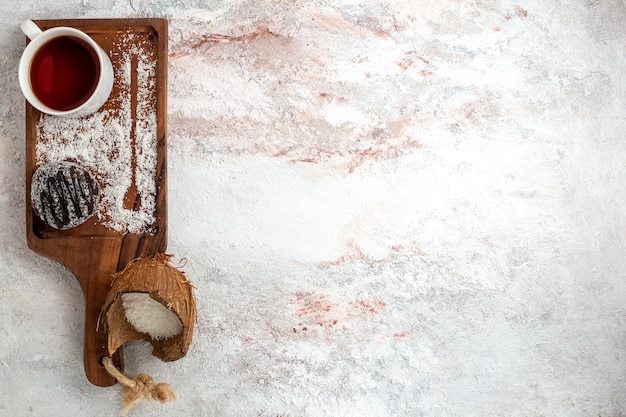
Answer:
[34,32,159,234]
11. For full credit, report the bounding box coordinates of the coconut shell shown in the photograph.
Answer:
[101,253,196,362]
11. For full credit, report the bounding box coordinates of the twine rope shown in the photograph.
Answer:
[101,356,176,416]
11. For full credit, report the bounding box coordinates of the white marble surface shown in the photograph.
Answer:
[1,0,626,416]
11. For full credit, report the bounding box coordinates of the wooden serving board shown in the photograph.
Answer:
[25,18,168,387]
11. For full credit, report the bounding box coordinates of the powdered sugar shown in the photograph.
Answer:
[34,32,158,234]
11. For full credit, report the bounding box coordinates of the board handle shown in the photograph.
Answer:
[84,290,123,386]
[64,241,126,386]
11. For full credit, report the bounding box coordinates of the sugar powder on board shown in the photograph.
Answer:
[34,32,158,234]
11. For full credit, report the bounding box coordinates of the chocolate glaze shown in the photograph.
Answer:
[31,162,99,230]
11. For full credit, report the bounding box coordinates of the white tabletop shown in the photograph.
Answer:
[1,1,624,416]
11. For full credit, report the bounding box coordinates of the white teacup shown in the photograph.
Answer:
[18,20,114,117]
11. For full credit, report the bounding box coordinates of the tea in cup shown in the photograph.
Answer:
[18,20,114,117]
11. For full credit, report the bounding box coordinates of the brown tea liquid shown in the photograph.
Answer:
[30,36,100,111]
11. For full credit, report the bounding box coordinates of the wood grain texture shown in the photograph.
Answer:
[25,18,168,387]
